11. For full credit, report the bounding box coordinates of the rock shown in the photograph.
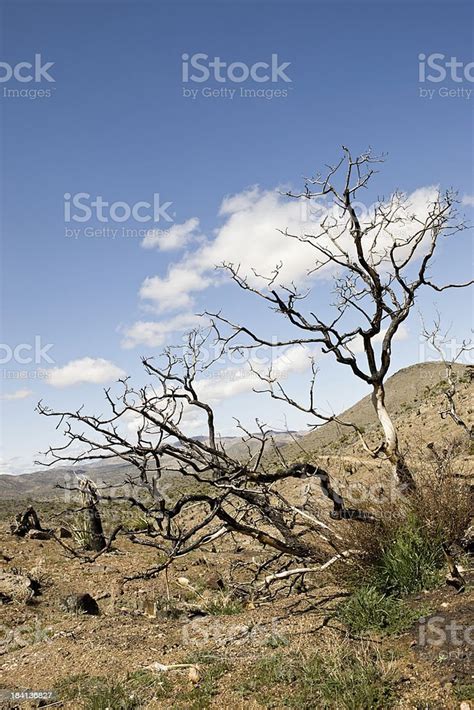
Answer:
[188,666,200,684]
[26,529,52,540]
[0,570,40,603]
[177,576,191,587]
[60,593,99,615]
[57,526,72,538]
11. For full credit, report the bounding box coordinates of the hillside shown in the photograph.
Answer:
[278,360,472,463]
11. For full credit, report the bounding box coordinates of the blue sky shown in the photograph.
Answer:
[0,0,473,473]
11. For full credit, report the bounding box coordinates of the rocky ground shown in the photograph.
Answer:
[0,504,472,709]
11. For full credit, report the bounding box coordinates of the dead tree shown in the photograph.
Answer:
[78,478,107,552]
[207,148,472,492]
[35,149,472,585]
[36,330,366,583]
[10,506,44,537]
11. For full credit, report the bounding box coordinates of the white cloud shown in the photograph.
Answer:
[46,357,126,388]
[347,324,409,355]
[195,344,315,404]
[142,218,201,251]
[461,194,474,207]
[140,264,211,313]
[121,313,201,349]
[137,185,441,315]
[0,388,33,401]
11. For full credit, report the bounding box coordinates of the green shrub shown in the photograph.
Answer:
[373,515,443,596]
[336,585,424,635]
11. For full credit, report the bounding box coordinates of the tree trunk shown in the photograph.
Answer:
[83,503,106,552]
[79,479,106,552]
[10,506,44,537]
[371,383,415,493]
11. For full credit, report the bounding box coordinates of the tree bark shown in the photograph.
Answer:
[79,479,107,552]
[83,503,106,552]
[371,383,415,492]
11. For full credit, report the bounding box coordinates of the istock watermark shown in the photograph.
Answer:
[181,52,292,101]
[419,337,474,365]
[0,54,55,100]
[418,53,473,100]
[0,337,54,366]
[418,615,474,658]
[64,192,175,239]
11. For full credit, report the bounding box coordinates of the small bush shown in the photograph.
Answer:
[336,585,424,635]
[411,441,473,548]
[373,515,443,596]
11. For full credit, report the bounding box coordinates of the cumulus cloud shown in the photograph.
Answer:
[46,357,126,388]
[137,185,442,315]
[121,313,201,349]
[461,194,474,207]
[195,343,315,404]
[142,218,201,251]
[347,324,409,355]
[140,265,211,313]
[0,388,33,401]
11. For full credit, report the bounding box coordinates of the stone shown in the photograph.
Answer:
[57,526,73,538]
[26,529,52,540]
[0,570,40,603]
[60,593,99,615]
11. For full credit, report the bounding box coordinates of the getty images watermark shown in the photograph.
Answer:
[0,54,55,100]
[64,192,175,240]
[418,53,473,100]
[0,337,54,381]
[182,53,292,100]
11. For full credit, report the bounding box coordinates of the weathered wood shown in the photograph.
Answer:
[10,506,44,537]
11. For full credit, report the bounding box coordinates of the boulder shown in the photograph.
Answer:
[60,593,99,615]
[0,570,40,604]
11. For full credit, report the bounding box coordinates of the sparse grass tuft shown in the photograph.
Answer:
[54,674,140,709]
[205,591,243,616]
[454,683,474,701]
[179,653,230,709]
[236,641,398,709]
[336,585,425,635]
[54,670,172,709]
